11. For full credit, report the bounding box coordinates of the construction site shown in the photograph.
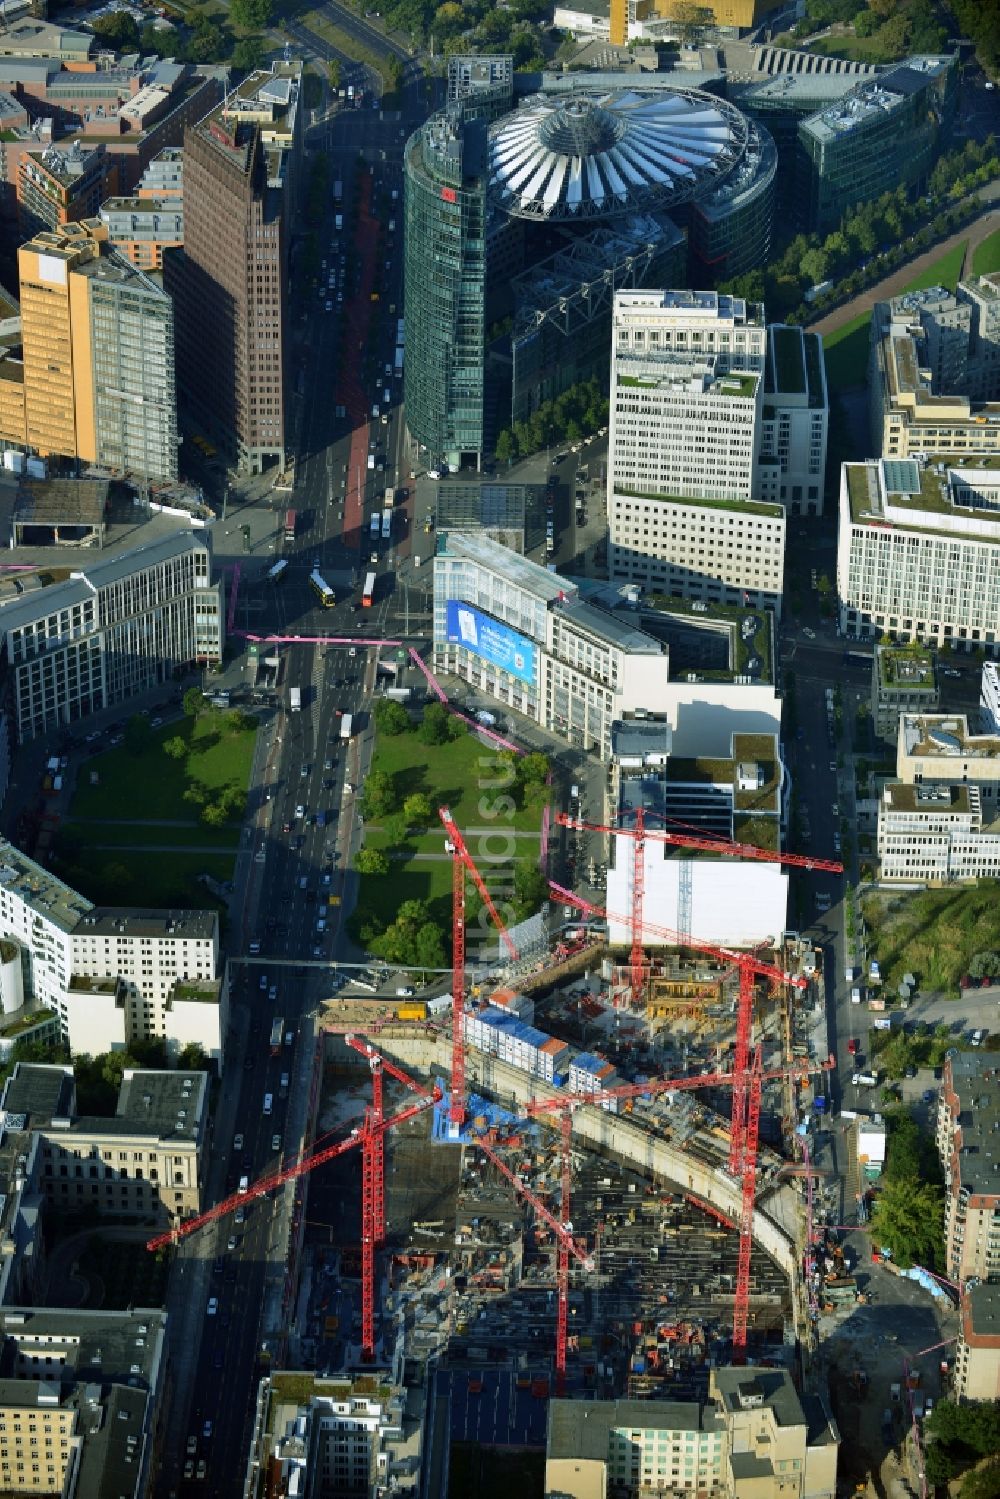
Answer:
[157,805,871,1496]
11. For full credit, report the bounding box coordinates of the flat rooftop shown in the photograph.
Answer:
[901,713,1000,761]
[882,782,974,815]
[845,459,1000,540]
[614,290,763,327]
[12,477,109,529]
[116,1069,207,1136]
[76,907,217,942]
[1,1062,75,1125]
[947,1053,1000,1200]
[0,840,93,936]
[436,529,571,604]
[0,1306,166,1390]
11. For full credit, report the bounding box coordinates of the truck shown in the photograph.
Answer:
[289,687,301,712]
[397,1001,428,1021]
[394,346,404,377]
[333,180,343,204]
[269,1017,284,1055]
[334,213,343,232]
[340,713,353,741]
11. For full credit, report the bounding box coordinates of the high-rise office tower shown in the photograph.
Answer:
[607,290,785,610]
[403,105,488,474]
[168,66,301,474]
[13,222,178,482]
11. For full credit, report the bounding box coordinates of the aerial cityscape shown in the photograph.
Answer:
[0,0,993,1494]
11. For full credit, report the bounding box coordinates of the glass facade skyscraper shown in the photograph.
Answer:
[403,107,487,473]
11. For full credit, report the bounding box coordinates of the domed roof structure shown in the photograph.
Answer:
[488,87,752,221]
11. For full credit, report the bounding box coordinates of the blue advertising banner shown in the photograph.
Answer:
[445,600,537,686]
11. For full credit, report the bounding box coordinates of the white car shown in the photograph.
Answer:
[206,1297,218,1316]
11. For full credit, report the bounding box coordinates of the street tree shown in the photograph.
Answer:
[361,769,396,819]
[183,687,205,719]
[374,698,410,736]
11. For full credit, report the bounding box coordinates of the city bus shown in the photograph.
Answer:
[267,559,289,584]
[270,1017,284,1055]
[309,570,336,608]
[381,507,392,539]
[284,509,296,542]
[362,570,376,607]
[370,512,380,539]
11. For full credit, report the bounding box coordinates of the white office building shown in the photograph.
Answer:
[606,721,789,949]
[981,661,1000,733]
[607,290,785,608]
[0,531,224,742]
[0,841,227,1067]
[896,712,1000,822]
[757,324,829,516]
[837,458,1000,650]
[877,781,1000,883]
[434,532,786,757]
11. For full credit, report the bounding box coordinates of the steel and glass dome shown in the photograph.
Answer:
[488,86,755,222]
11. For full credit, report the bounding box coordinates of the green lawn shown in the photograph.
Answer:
[369,729,545,834]
[822,241,969,392]
[353,858,455,934]
[58,848,235,909]
[71,715,256,821]
[807,32,899,62]
[972,227,1000,277]
[897,240,967,295]
[61,820,241,851]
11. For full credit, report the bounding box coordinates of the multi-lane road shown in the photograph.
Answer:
[164,65,433,1499]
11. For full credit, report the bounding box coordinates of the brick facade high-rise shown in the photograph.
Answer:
[168,66,301,475]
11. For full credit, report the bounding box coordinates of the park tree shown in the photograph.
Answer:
[230,0,272,28]
[183,783,209,808]
[163,736,187,761]
[140,21,179,55]
[928,1400,1000,1459]
[870,1176,944,1269]
[233,36,265,71]
[361,769,396,819]
[183,687,205,719]
[374,698,410,735]
[382,812,409,846]
[356,848,391,876]
[402,792,433,828]
[419,701,450,745]
[202,802,228,828]
[961,1461,1000,1499]
[92,11,140,48]
[514,862,548,914]
[518,752,550,787]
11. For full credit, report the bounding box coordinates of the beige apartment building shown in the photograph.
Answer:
[955,1287,1000,1401]
[6,222,178,482]
[936,1054,1000,1286]
[869,277,1000,461]
[2,1062,208,1226]
[0,1305,166,1497]
[545,1368,838,1499]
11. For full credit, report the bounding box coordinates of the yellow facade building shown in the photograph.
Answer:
[609,0,784,45]
[8,222,178,482]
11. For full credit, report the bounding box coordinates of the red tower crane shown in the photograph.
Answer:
[550,881,808,1175]
[147,1045,440,1364]
[439,806,520,1128]
[556,809,842,1010]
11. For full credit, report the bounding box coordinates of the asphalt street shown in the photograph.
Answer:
[160,65,435,1499]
